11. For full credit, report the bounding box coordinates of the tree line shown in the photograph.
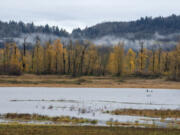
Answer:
[0,39,179,81]
[0,21,69,38]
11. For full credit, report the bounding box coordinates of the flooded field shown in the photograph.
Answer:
[0,87,180,128]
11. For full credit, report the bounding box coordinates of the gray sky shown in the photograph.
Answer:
[0,0,180,32]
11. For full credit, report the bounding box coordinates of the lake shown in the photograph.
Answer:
[0,87,180,126]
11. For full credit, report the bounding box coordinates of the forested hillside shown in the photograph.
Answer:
[72,14,180,40]
[0,21,69,38]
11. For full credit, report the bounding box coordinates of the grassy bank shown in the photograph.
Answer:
[0,74,179,89]
[0,124,179,135]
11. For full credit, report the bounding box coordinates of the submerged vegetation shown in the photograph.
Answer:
[0,39,180,81]
[0,124,180,135]
[105,109,180,118]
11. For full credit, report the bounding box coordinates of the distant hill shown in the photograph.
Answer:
[0,21,69,38]
[72,14,180,40]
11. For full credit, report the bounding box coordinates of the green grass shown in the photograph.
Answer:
[0,124,179,135]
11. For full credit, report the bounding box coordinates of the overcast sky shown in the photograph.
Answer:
[0,0,180,32]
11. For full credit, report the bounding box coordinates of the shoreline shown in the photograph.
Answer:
[0,85,179,89]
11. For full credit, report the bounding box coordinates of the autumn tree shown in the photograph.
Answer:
[126,48,136,74]
[85,45,101,75]
[9,43,22,75]
[108,43,124,76]
[170,43,180,80]
[3,44,11,73]
[32,40,44,74]
[22,37,27,72]
[53,39,64,74]
[157,47,162,74]
[136,42,147,72]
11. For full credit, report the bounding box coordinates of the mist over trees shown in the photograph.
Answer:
[0,15,180,52]
[0,14,180,41]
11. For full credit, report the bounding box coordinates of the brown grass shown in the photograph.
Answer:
[0,124,180,135]
[0,74,179,89]
[3,113,98,125]
[105,109,180,118]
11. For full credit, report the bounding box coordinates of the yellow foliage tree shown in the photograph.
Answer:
[136,43,147,72]
[53,39,64,74]
[9,43,22,75]
[170,43,180,80]
[126,48,136,73]
[108,44,124,76]
[32,41,44,74]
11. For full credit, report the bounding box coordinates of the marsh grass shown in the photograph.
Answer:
[106,119,160,128]
[106,120,134,127]
[105,109,180,118]
[3,113,98,125]
[0,74,179,89]
[0,79,91,85]
[0,124,179,135]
